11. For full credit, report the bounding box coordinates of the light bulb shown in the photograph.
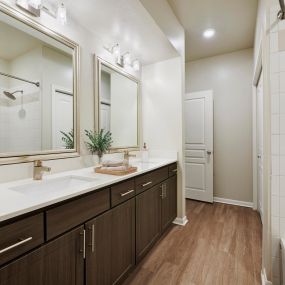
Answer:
[203,29,215,39]
[57,3,67,25]
[123,52,131,66]
[133,59,140,71]
[112,44,120,59]
[28,0,41,9]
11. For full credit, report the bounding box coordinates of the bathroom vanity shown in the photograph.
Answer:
[0,160,177,285]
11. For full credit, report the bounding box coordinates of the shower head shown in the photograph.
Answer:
[3,90,23,100]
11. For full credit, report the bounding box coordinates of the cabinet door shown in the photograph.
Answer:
[111,198,135,285]
[161,176,177,232]
[86,211,112,285]
[0,226,84,285]
[136,184,161,262]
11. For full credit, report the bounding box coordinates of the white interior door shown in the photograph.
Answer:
[257,72,264,221]
[185,90,214,203]
[52,87,73,149]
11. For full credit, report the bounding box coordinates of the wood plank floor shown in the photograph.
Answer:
[124,199,262,285]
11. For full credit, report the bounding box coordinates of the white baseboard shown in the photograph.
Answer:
[261,268,272,285]
[173,216,188,226]
[214,197,253,208]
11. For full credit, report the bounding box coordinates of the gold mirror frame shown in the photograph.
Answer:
[0,3,80,165]
[95,56,141,151]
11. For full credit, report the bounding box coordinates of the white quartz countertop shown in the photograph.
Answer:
[0,158,177,222]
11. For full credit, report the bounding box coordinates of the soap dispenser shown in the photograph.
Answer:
[142,142,149,162]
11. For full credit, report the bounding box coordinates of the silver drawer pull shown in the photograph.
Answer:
[120,189,134,197]
[142,181,152,187]
[91,224,95,253]
[0,237,33,254]
[172,169,177,173]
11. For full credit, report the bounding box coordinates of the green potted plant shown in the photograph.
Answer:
[84,129,113,163]
[60,129,74,149]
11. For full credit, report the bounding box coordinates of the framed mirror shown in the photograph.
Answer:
[96,57,140,150]
[0,3,79,164]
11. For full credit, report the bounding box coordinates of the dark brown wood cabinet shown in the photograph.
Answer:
[0,226,84,285]
[0,163,176,285]
[86,211,112,285]
[136,184,161,262]
[111,198,135,284]
[161,176,177,231]
[86,198,135,285]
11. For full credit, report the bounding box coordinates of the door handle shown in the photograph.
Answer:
[80,230,86,259]
[207,151,212,155]
[0,237,33,254]
[88,225,95,253]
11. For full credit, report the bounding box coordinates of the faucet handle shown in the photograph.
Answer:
[34,160,42,167]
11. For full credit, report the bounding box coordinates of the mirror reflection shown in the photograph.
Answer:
[99,63,139,149]
[0,18,75,155]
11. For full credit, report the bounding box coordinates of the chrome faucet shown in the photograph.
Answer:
[33,160,51,180]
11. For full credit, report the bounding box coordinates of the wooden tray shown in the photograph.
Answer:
[95,166,138,176]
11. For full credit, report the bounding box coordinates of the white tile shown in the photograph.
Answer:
[280,52,285,71]
[272,216,280,236]
[279,156,285,175]
[272,237,280,257]
[272,93,280,114]
[272,175,280,196]
[272,156,280,175]
[271,73,280,93]
[280,176,285,197]
[271,53,279,73]
[280,135,285,155]
[272,115,280,134]
[280,115,285,134]
[280,217,285,237]
[272,256,280,277]
[280,197,285,218]
[280,73,285,93]
[279,93,285,114]
[272,195,280,217]
[272,135,280,155]
[271,33,279,53]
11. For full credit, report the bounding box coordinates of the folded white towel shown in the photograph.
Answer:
[102,159,128,167]
[101,166,128,171]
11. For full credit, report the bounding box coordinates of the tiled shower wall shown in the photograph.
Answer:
[270,5,285,285]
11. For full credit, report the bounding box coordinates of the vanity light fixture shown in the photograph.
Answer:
[203,28,216,39]
[57,2,67,25]
[16,0,68,25]
[123,52,131,66]
[132,59,140,71]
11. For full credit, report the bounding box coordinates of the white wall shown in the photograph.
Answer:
[142,56,185,219]
[186,49,254,203]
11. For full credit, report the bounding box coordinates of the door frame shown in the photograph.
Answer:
[253,43,263,211]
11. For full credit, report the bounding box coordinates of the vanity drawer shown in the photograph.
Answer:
[46,188,110,240]
[135,166,169,194]
[111,179,135,207]
[168,163,178,177]
[0,213,44,266]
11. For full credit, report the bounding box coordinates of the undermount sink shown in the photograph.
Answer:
[9,176,96,196]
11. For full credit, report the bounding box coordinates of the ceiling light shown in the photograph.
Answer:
[132,59,140,71]
[203,29,216,39]
[123,52,131,66]
[57,3,67,25]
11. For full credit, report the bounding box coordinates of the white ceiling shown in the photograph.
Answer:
[51,0,178,65]
[168,0,258,61]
